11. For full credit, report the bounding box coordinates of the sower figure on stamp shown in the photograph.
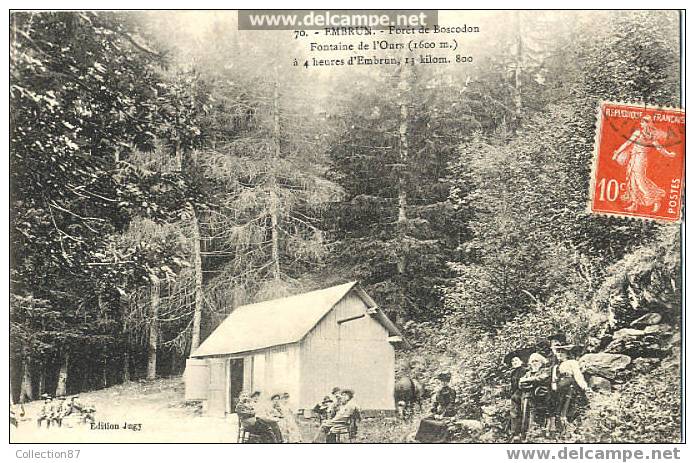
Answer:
[612,115,676,213]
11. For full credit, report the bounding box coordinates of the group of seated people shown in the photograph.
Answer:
[36,394,95,428]
[311,387,360,443]
[235,391,302,443]
[235,387,361,443]
[506,333,590,441]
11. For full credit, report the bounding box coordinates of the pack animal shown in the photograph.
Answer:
[394,376,426,420]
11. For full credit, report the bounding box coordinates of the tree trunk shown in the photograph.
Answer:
[269,190,281,281]
[273,65,281,159]
[120,283,131,383]
[55,351,69,396]
[269,64,282,282]
[123,349,131,383]
[512,11,523,129]
[37,361,45,396]
[170,350,179,376]
[190,208,204,351]
[175,141,204,353]
[19,354,33,403]
[395,65,411,323]
[147,276,160,380]
[102,357,108,388]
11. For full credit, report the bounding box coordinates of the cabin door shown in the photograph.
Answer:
[229,358,244,413]
[208,358,227,417]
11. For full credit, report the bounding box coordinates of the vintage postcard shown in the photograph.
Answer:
[7,8,685,451]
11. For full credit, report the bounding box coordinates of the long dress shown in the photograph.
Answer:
[414,386,457,443]
[236,399,282,443]
[274,403,303,443]
[616,131,666,208]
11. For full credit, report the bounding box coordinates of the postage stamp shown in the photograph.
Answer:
[589,102,685,222]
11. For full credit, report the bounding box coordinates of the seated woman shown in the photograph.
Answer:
[270,393,303,443]
[235,391,283,443]
[550,344,589,432]
[314,389,359,443]
[279,393,303,443]
[414,372,457,443]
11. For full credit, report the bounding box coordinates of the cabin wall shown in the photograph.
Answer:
[299,291,395,411]
[250,344,301,410]
[201,345,301,416]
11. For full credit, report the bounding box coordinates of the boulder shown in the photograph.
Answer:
[613,328,646,340]
[630,313,662,327]
[631,358,661,374]
[579,353,631,379]
[603,331,663,357]
[588,375,612,393]
[457,419,484,434]
[643,324,672,335]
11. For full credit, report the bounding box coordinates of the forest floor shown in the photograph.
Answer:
[10,376,411,443]
[10,377,239,443]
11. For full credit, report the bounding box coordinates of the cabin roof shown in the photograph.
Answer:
[191,281,407,358]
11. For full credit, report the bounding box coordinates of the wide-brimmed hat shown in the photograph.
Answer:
[437,372,452,382]
[504,347,534,366]
[553,343,583,357]
[548,333,568,345]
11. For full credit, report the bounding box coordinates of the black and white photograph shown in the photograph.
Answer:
[7,8,685,448]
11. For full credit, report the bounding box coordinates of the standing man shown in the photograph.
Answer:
[505,350,529,441]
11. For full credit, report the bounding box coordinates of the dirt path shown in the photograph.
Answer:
[10,377,239,443]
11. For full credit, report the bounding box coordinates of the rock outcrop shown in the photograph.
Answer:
[579,353,631,379]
